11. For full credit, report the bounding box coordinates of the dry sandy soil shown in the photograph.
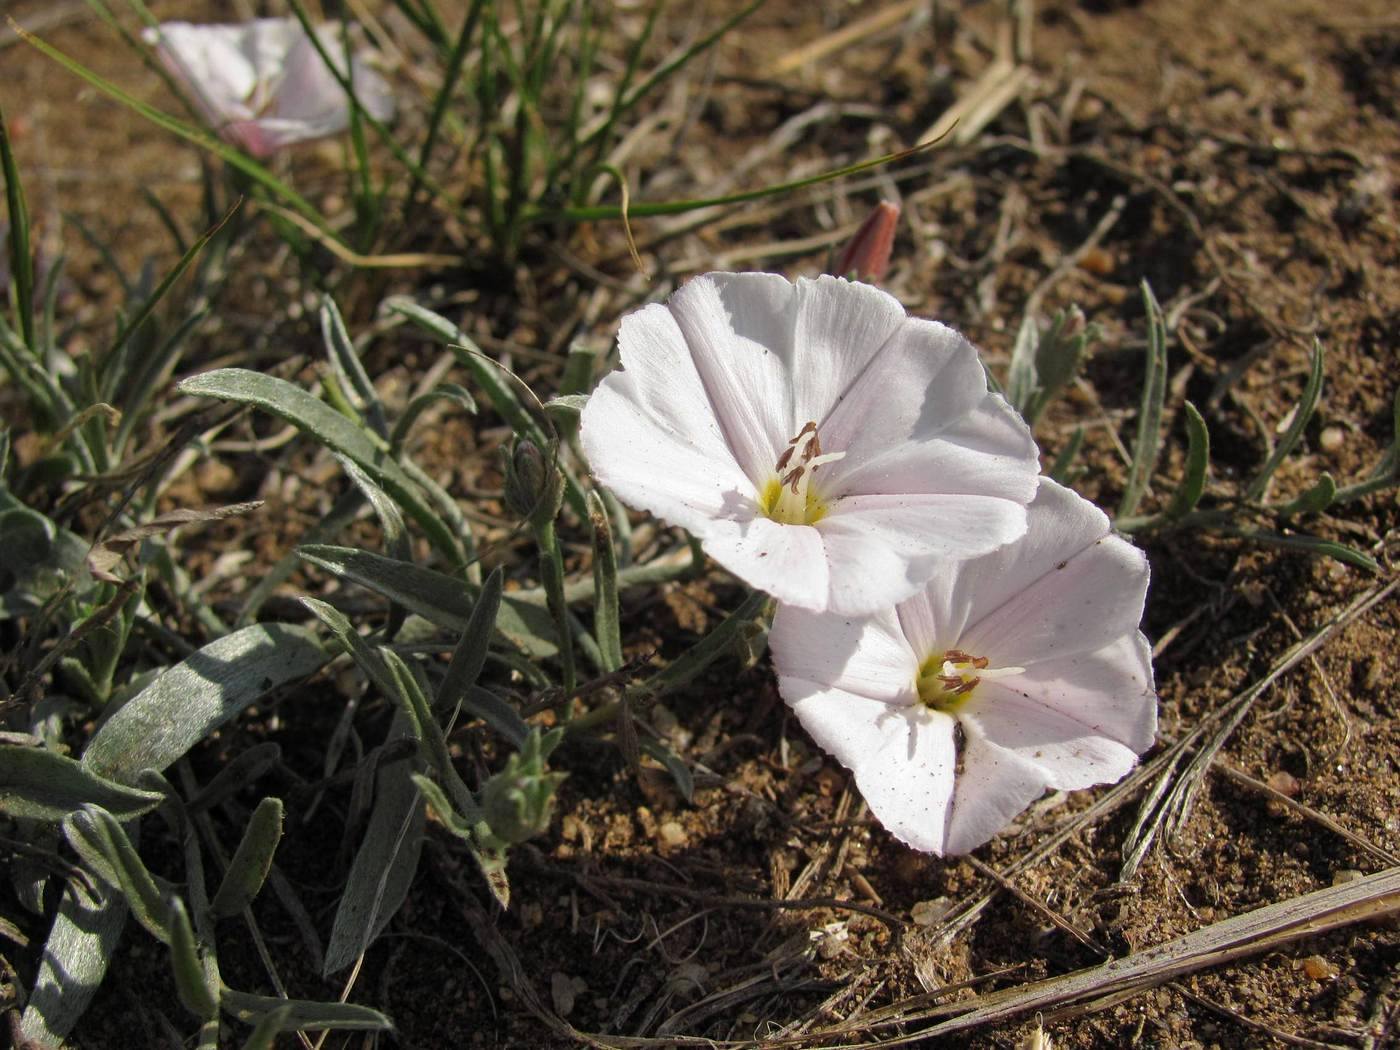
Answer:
[2,0,1398,1048]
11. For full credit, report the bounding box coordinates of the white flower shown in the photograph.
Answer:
[769,477,1157,854]
[580,273,1040,615]
[143,18,395,158]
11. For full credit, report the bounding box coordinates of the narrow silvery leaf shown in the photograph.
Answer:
[82,624,326,783]
[18,873,126,1046]
[220,986,392,1031]
[298,544,558,658]
[1166,401,1210,519]
[1276,472,1337,517]
[239,1004,292,1050]
[1047,426,1085,485]
[210,797,283,919]
[167,896,219,1020]
[64,805,169,944]
[322,712,425,976]
[588,492,622,672]
[0,746,164,822]
[178,369,461,560]
[389,383,477,454]
[1118,282,1168,518]
[464,686,529,749]
[414,773,510,909]
[640,740,694,804]
[437,567,502,715]
[1246,340,1324,502]
[337,457,410,563]
[1006,312,1039,416]
[320,295,387,437]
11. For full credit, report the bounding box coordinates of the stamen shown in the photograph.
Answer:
[916,648,1022,711]
[761,423,844,526]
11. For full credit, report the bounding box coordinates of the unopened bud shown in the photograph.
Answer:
[479,729,566,846]
[833,200,900,284]
[502,437,564,526]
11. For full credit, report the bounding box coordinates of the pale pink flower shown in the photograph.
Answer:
[580,272,1040,615]
[770,477,1157,854]
[143,18,395,159]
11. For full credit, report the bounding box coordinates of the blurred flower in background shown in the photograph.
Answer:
[142,18,395,158]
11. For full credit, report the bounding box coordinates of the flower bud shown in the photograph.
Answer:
[479,729,567,846]
[502,437,564,527]
[833,200,900,284]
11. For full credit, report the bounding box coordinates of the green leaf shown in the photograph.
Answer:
[389,383,477,455]
[177,369,461,561]
[220,987,393,1032]
[322,713,426,976]
[1275,472,1337,518]
[1247,339,1324,502]
[437,565,502,714]
[82,624,327,783]
[413,773,510,909]
[238,1005,292,1050]
[167,897,219,1020]
[1230,529,1379,572]
[320,295,388,438]
[589,492,622,672]
[0,101,35,349]
[1118,282,1168,519]
[18,869,126,1046]
[298,544,558,658]
[210,797,283,919]
[640,740,694,804]
[0,746,164,822]
[1047,426,1085,485]
[63,805,169,943]
[1166,401,1210,519]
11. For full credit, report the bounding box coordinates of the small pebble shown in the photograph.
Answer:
[1319,425,1346,452]
[1332,869,1364,885]
[657,821,688,849]
[911,897,952,926]
[1300,955,1338,981]
[1266,770,1301,797]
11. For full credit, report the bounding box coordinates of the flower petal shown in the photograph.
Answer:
[959,682,1141,792]
[789,276,908,432]
[701,515,830,609]
[145,22,263,125]
[821,316,1032,476]
[667,273,796,483]
[816,492,1030,615]
[770,606,917,705]
[1004,633,1158,753]
[955,479,1149,666]
[944,730,1049,854]
[829,392,1039,502]
[274,31,394,125]
[784,686,957,853]
[580,376,755,535]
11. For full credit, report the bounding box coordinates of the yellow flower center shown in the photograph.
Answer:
[916,649,1025,712]
[760,422,843,526]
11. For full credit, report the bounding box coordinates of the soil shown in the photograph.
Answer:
[2,1,1398,1049]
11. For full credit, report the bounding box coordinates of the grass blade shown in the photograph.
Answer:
[589,491,622,672]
